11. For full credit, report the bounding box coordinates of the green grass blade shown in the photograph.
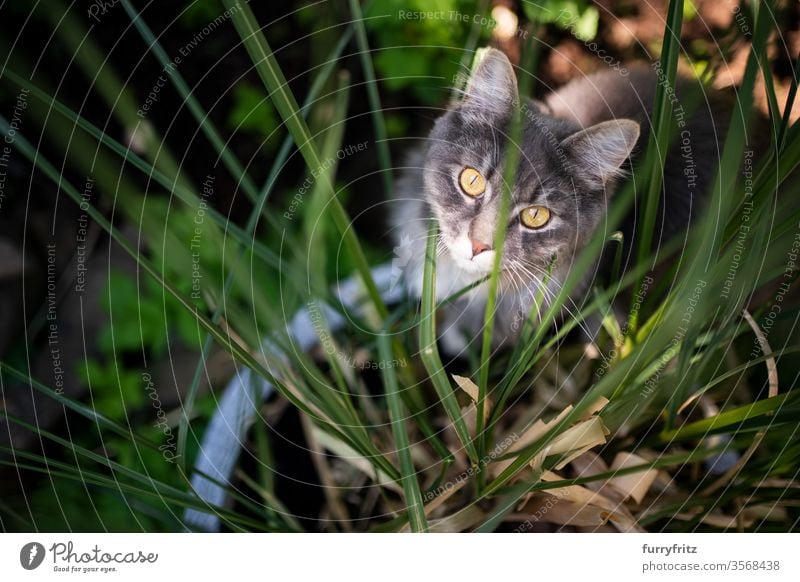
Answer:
[378,333,428,532]
[418,221,478,463]
[347,0,393,196]
[777,57,800,149]
[660,391,799,442]
[222,0,388,323]
[44,0,190,190]
[172,25,360,468]
[630,0,684,331]
[0,362,158,451]
[476,42,540,480]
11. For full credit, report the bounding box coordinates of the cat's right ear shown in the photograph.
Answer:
[458,48,519,119]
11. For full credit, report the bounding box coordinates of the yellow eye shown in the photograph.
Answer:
[520,205,551,229]
[459,167,486,197]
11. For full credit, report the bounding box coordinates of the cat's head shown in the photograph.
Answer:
[423,49,639,289]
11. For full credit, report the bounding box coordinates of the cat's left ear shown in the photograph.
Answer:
[561,119,640,188]
[459,48,519,118]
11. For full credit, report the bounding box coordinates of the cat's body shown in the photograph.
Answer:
[390,49,728,355]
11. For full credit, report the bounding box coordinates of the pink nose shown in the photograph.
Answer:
[471,239,491,257]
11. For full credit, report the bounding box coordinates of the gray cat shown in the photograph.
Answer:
[390,48,726,355]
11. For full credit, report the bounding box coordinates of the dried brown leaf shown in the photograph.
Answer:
[605,452,659,504]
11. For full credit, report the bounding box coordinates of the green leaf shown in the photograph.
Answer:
[227,83,280,141]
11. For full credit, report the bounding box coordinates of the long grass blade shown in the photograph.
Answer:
[378,333,428,531]
[347,0,393,196]
[419,221,478,463]
[222,0,388,322]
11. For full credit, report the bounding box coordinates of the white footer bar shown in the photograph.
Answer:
[1,533,797,580]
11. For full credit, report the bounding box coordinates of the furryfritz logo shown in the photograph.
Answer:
[20,542,46,570]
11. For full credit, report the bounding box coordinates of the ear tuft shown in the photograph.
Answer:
[459,48,519,118]
[560,119,640,188]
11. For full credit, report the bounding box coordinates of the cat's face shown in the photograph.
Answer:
[423,49,639,291]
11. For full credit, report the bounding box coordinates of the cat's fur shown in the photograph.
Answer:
[390,49,727,355]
